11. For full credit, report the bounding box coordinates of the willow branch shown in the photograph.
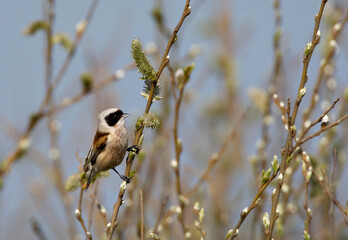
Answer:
[290,0,327,126]
[297,98,339,142]
[0,63,133,182]
[106,2,191,239]
[312,170,348,224]
[76,183,91,240]
[0,0,100,183]
[268,1,328,239]
[140,190,145,240]
[293,113,348,150]
[303,9,348,125]
[39,0,99,111]
[152,197,169,236]
[226,172,278,240]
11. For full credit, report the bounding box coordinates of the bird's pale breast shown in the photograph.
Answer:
[95,125,128,171]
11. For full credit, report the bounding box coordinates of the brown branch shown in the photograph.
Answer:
[75,186,92,240]
[140,190,145,240]
[0,0,100,183]
[297,98,339,142]
[168,64,177,102]
[250,0,284,230]
[88,181,99,230]
[301,151,312,238]
[330,148,338,239]
[43,0,54,88]
[268,1,328,239]
[152,196,169,236]
[293,113,348,150]
[39,0,100,112]
[75,180,92,239]
[0,63,133,182]
[75,212,91,240]
[45,63,134,116]
[226,172,278,240]
[43,1,76,238]
[312,170,348,225]
[96,202,108,227]
[106,1,191,239]
[302,9,348,125]
[172,69,188,233]
[290,0,326,126]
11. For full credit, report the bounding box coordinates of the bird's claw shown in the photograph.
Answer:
[121,175,132,184]
[127,145,140,154]
[112,168,132,183]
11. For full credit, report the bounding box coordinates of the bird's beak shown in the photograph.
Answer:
[123,113,130,118]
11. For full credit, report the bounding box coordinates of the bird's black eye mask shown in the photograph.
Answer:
[105,110,123,127]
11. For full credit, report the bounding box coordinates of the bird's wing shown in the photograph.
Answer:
[83,131,109,189]
[84,132,108,170]
[85,147,99,166]
[84,146,104,189]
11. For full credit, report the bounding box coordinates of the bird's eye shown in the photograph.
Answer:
[105,110,123,126]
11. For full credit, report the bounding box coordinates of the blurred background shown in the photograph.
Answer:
[1,0,348,239]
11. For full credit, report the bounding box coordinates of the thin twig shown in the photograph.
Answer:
[88,181,99,230]
[0,63,133,181]
[45,63,135,117]
[312,170,348,225]
[297,98,340,142]
[140,190,145,240]
[75,180,92,240]
[302,9,348,125]
[106,1,191,239]
[268,2,328,238]
[172,68,187,233]
[96,202,108,227]
[153,196,169,235]
[250,0,284,230]
[226,172,278,240]
[301,151,312,238]
[0,0,100,183]
[43,1,77,238]
[39,0,100,112]
[76,180,92,239]
[293,113,348,150]
[78,181,84,211]
[43,0,54,89]
[330,148,338,239]
[290,0,326,126]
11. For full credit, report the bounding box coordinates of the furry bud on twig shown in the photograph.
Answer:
[321,114,329,127]
[303,43,312,59]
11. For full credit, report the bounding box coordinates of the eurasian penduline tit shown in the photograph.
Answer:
[83,108,137,189]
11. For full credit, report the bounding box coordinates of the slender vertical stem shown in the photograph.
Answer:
[290,0,327,126]
[268,2,328,239]
[0,0,100,182]
[173,84,185,233]
[140,190,145,240]
[106,2,191,239]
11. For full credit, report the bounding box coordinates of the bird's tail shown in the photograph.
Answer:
[83,161,95,190]
[86,167,95,190]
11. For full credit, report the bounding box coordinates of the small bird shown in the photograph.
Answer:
[83,108,130,189]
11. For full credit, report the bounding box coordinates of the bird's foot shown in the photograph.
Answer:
[112,168,131,183]
[127,145,140,154]
[120,174,131,184]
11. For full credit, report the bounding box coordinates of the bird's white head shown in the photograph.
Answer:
[97,108,128,133]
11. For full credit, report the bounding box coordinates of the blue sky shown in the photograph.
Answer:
[1,0,347,239]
